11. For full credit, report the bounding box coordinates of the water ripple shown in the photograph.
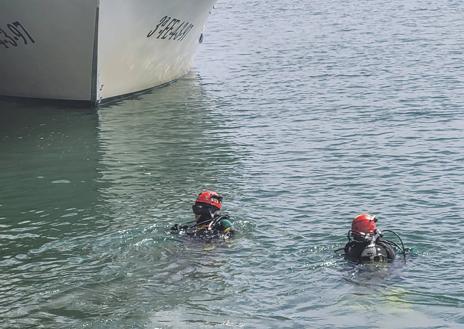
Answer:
[1,0,464,328]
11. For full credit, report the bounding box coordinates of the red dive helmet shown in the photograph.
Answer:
[195,190,223,210]
[351,213,377,237]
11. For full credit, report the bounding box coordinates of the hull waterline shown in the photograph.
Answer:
[0,0,216,104]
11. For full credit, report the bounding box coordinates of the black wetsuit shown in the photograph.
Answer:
[171,215,234,239]
[344,237,396,263]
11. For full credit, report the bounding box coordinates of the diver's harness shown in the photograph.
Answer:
[341,229,407,262]
[171,214,230,236]
[197,214,229,232]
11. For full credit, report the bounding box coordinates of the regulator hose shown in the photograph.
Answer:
[381,229,407,260]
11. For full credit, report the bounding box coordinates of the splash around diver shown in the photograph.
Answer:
[170,190,235,241]
[337,213,407,264]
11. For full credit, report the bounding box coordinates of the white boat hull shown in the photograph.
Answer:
[0,0,216,103]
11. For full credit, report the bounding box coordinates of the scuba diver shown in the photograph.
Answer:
[342,213,406,263]
[171,190,234,239]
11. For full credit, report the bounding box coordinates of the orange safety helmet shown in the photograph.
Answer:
[351,213,377,236]
[195,190,223,210]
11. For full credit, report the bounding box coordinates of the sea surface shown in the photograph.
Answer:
[1,0,464,328]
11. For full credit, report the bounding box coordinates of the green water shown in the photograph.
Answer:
[1,0,464,328]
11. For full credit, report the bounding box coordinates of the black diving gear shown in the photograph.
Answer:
[344,233,395,263]
[343,230,406,263]
[171,214,234,239]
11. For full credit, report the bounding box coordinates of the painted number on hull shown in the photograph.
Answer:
[147,16,194,41]
[0,21,35,49]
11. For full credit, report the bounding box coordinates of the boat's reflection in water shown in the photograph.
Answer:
[0,73,242,328]
[96,72,240,221]
[0,97,99,242]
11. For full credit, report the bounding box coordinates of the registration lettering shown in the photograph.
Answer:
[147,16,194,41]
[0,21,35,49]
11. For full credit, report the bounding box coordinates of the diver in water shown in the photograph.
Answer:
[343,213,404,263]
[171,190,234,239]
